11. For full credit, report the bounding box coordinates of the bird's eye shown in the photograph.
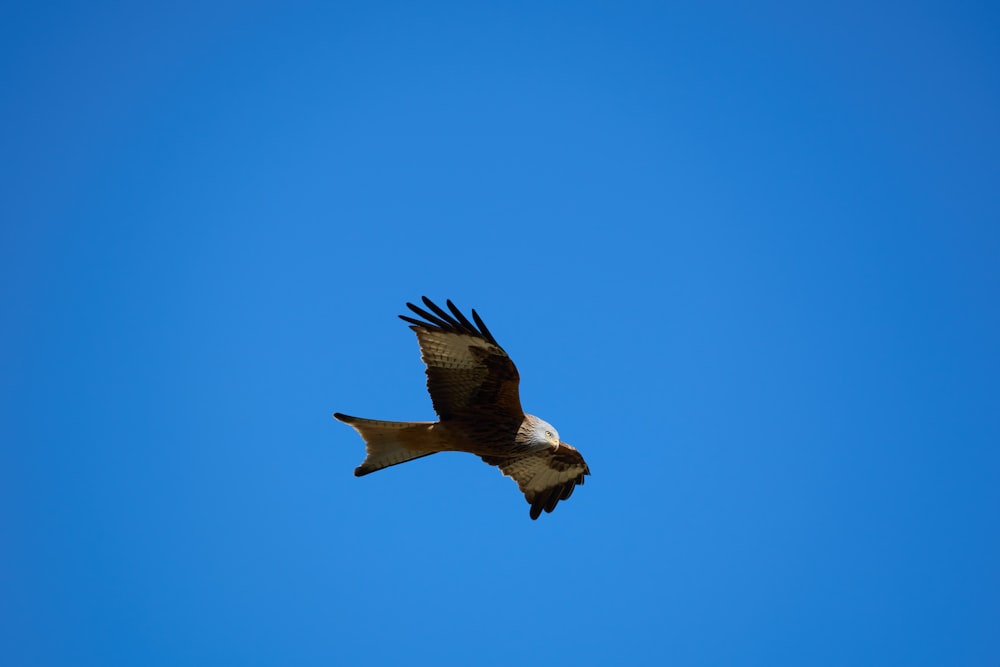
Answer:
[545,430,553,438]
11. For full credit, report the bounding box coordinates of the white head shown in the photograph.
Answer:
[522,414,560,449]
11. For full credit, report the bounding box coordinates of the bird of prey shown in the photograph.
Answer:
[334,297,589,520]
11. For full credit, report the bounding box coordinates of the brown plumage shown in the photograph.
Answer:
[334,297,589,520]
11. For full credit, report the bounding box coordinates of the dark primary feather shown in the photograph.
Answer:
[420,297,463,329]
[528,472,586,519]
[399,296,500,346]
[471,309,497,345]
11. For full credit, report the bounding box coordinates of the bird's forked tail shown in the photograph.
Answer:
[333,413,441,476]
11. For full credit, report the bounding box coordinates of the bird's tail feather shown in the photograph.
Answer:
[333,413,441,476]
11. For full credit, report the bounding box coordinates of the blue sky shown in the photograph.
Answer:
[2,1,999,665]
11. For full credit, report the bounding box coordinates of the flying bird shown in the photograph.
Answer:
[334,297,589,520]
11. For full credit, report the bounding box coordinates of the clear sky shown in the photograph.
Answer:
[2,2,999,665]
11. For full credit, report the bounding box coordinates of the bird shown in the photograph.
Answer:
[334,297,589,520]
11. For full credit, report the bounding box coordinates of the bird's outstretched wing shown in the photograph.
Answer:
[482,444,590,520]
[400,297,523,423]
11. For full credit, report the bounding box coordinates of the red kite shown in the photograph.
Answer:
[334,297,589,519]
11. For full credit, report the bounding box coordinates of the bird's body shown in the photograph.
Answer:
[334,297,589,520]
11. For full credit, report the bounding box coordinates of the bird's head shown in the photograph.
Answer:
[522,414,561,449]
